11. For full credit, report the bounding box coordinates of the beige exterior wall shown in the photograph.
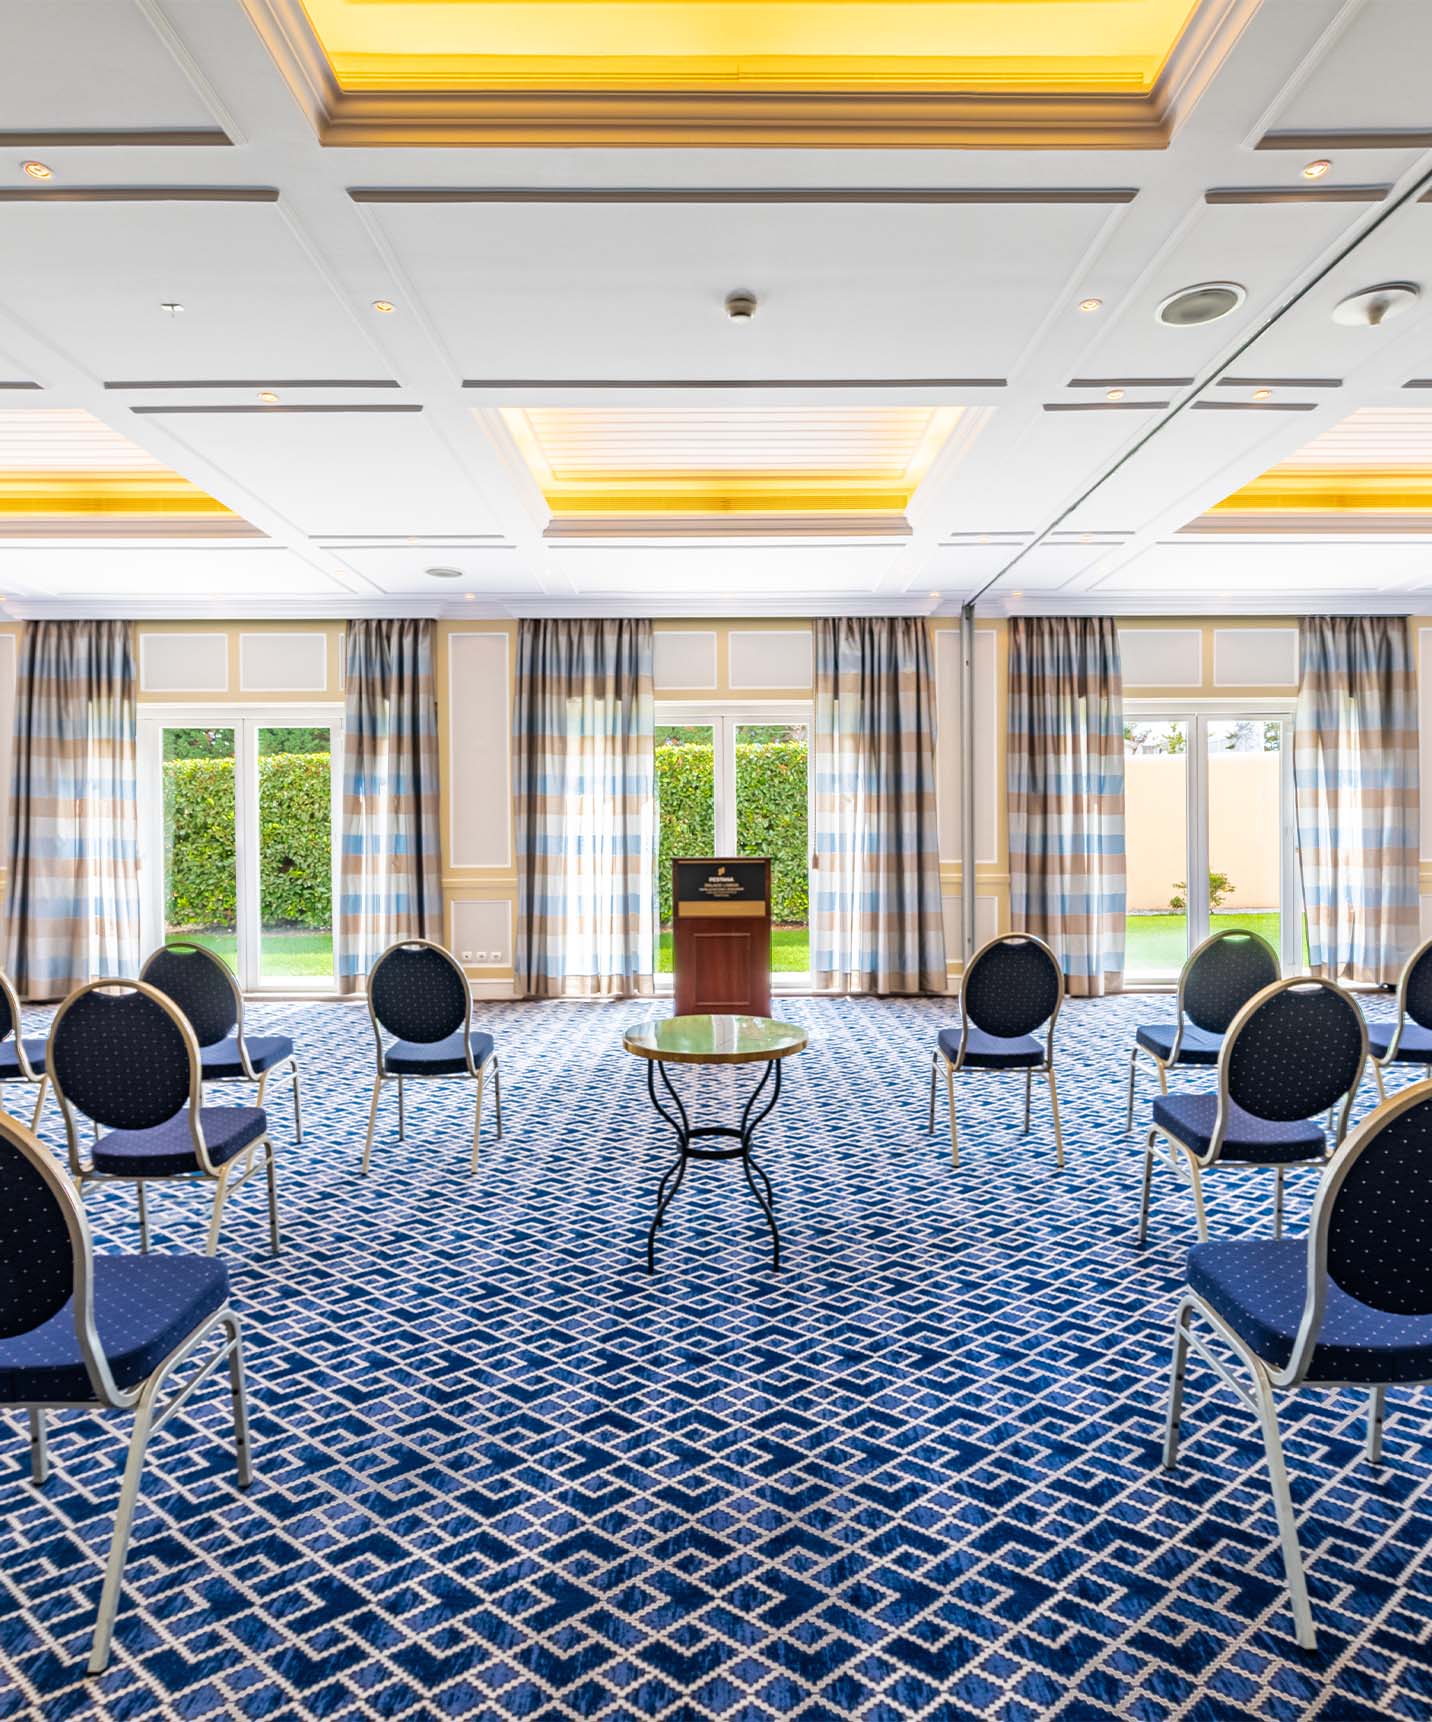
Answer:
[1125,752,1281,914]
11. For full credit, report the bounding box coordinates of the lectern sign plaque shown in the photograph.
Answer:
[672,857,772,1015]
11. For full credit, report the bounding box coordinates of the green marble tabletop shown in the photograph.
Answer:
[622,1014,808,1065]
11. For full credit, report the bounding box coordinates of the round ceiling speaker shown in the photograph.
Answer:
[1156,281,1246,327]
[1331,282,1420,327]
[724,289,758,321]
[424,566,463,579]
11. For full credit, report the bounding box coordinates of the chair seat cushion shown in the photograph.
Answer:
[1368,1020,1432,1065]
[1188,1239,1432,1383]
[0,1254,230,1403]
[0,1036,47,1079]
[937,1025,1043,1070]
[1152,1092,1325,1164]
[92,1106,268,1179]
[383,1030,495,1077]
[199,1034,294,1079]
[1135,1023,1222,1065]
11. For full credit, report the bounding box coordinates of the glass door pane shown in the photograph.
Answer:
[161,725,238,970]
[655,723,715,975]
[1124,718,1189,978]
[1206,716,1283,957]
[256,724,335,986]
[734,720,809,978]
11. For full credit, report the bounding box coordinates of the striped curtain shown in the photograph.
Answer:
[1007,617,1125,997]
[514,619,655,998]
[337,619,444,992]
[811,617,946,994]
[4,621,140,999]
[1294,616,1419,984]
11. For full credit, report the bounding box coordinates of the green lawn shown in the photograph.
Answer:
[658,927,810,975]
[178,930,336,979]
[1126,912,1289,975]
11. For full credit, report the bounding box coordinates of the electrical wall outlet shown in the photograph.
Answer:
[461,949,474,961]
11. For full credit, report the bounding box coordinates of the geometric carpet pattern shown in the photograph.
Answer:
[2,992,1430,1720]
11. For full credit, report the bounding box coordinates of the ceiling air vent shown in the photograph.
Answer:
[1156,282,1246,327]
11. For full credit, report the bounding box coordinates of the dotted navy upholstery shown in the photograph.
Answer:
[52,991,193,1133]
[0,1256,229,1404]
[141,946,238,1047]
[1134,1023,1222,1065]
[1226,986,1364,1122]
[0,1037,47,1078]
[963,939,1059,1042]
[1182,933,1279,1035]
[1368,1021,1432,1065]
[383,1031,495,1077]
[937,1025,1043,1070]
[370,945,468,1045]
[1404,943,1432,1031]
[1327,1096,1432,1316]
[0,1127,73,1340]
[1188,1239,1432,1383]
[92,1107,267,1180]
[200,1034,294,1079]
[1153,1092,1325,1164]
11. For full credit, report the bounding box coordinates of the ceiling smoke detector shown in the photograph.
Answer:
[724,289,758,322]
[1331,282,1420,327]
[1156,281,1246,327]
[425,565,463,579]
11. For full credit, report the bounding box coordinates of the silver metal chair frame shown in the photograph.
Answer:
[0,965,50,1131]
[1366,932,1432,1103]
[2,1113,252,1673]
[140,941,303,1140]
[1139,975,1367,1245]
[927,932,1065,1169]
[361,938,503,1175]
[50,980,280,1258]
[1125,927,1280,1133]
[1163,1077,1432,1649]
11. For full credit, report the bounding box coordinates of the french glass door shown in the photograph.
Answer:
[654,704,812,985]
[1124,706,1300,980]
[138,707,343,992]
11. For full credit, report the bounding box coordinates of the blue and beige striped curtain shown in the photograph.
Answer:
[1007,617,1125,997]
[4,620,140,999]
[811,617,946,994]
[337,619,444,992]
[1294,616,1419,984]
[514,619,655,998]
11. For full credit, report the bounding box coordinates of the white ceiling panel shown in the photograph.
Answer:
[1093,540,1432,595]
[328,543,535,595]
[0,203,385,382]
[549,541,906,594]
[1266,0,1432,134]
[368,200,1120,380]
[0,544,342,598]
[951,408,1159,525]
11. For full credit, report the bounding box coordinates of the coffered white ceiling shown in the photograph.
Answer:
[0,0,1430,616]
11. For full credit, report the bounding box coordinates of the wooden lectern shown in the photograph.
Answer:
[672,857,772,1018]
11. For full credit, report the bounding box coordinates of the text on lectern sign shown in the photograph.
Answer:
[675,859,768,918]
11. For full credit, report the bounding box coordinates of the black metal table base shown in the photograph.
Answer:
[644,1057,782,1272]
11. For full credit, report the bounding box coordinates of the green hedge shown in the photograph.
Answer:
[163,753,332,931]
[655,740,808,924]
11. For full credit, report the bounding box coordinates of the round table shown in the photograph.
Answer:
[622,1014,808,1273]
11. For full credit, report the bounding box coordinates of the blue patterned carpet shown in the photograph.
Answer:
[2,992,1430,1721]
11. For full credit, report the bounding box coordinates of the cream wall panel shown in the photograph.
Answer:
[1118,628,1202,688]
[448,632,512,870]
[976,895,999,946]
[0,634,15,868]
[935,629,961,863]
[1214,628,1298,688]
[1421,628,1432,863]
[653,630,717,691]
[729,629,814,691]
[139,631,229,694]
[933,627,998,867]
[451,900,513,968]
[239,631,328,694]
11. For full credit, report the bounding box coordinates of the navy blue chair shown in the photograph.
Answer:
[1126,928,1279,1132]
[50,980,279,1258]
[1365,934,1432,1102]
[1164,1080,1432,1648]
[0,1106,252,1673]
[928,933,1064,1168]
[1139,977,1366,1245]
[141,941,302,1139]
[0,964,49,1130]
[362,939,501,1175]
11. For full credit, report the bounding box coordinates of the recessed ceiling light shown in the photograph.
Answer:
[1010,591,1023,600]
[928,591,940,600]
[1105,388,1126,401]
[1251,387,1273,401]
[1156,282,1246,327]
[425,566,463,579]
[21,160,52,181]
[372,299,395,314]
[1302,159,1332,180]
[258,390,279,404]
[724,289,758,321]
[1078,298,1102,313]
[463,593,476,602]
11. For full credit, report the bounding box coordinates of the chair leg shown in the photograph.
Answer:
[942,1056,958,1169]
[1366,1385,1386,1465]
[28,1074,48,1131]
[28,1409,49,1485]
[1188,1156,1211,1243]
[493,1057,502,1140]
[1373,1062,1387,1102]
[86,1398,156,1675]
[1162,1299,1193,1469]
[1125,1049,1138,1135]
[1273,1167,1285,1240]
[1138,1132,1157,1246]
[397,1075,405,1141]
[225,1313,255,1489]
[1023,1068,1032,1134]
[290,1060,303,1141]
[205,1163,232,1258]
[927,1053,937,1134]
[1250,1369,1317,1650]
[264,1139,280,1256]
[255,1071,269,1111]
[137,1182,150,1255]
[1157,1062,1168,1096]
[361,1072,382,1174]
[1046,1067,1064,1169]
[471,1066,485,1174]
